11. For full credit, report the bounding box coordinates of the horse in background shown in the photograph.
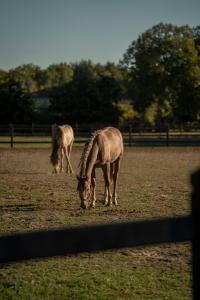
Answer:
[50,124,74,174]
[77,127,123,209]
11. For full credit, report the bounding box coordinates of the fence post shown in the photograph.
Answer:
[166,124,169,146]
[9,123,14,149]
[32,123,34,135]
[191,169,200,300]
[128,125,132,147]
[75,123,79,136]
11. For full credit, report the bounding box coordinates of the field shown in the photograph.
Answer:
[0,146,200,299]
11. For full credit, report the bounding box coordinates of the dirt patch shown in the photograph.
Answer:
[0,147,200,271]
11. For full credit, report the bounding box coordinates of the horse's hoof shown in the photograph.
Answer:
[88,205,94,209]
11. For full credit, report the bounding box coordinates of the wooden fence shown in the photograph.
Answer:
[0,124,200,147]
[0,168,200,299]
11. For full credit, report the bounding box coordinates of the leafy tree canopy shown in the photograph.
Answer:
[121,23,200,125]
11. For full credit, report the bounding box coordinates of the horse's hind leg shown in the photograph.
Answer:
[65,146,69,173]
[64,145,73,174]
[112,158,120,205]
[60,148,64,172]
[68,142,74,173]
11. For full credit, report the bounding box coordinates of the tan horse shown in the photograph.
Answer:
[50,124,74,174]
[77,127,123,209]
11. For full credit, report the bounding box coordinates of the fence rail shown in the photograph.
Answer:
[1,124,200,147]
[0,169,200,299]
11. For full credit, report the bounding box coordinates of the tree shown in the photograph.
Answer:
[0,71,34,123]
[121,23,200,125]
[114,101,139,126]
[46,63,73,89]
[48,60,100,123]
[193,25,200,56]
[48,61,127,124]
[8,64,43,93]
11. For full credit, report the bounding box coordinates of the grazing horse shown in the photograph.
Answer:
[77,127,123,209]
[50,124,74,174]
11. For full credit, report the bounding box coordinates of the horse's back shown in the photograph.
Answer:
[97,127,123,163]
[58,125,74,146]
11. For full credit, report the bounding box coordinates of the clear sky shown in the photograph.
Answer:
[0,0,200,71]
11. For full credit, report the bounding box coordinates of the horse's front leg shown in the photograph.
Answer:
[104,183,108,206]
[90,169,96,208]
[54,149,61,173]
[65,147,69,173]
[54,164,59,173]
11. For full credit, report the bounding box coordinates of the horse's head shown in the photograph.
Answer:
[77,175,91,209]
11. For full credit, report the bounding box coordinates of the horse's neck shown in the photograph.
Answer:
[85,142,99,178]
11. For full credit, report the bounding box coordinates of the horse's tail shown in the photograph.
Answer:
[50,140,59,166]
[50,124,61,166]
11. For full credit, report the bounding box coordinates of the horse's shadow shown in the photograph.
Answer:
[0,171,48,175]
[0,204,38,211]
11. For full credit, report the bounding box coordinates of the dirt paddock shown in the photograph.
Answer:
[0,147,200,231]
[0,147,200,299]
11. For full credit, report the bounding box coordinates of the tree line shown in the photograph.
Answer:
[0,23,200,127]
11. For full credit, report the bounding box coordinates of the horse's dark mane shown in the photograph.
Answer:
[79,129,101,177]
